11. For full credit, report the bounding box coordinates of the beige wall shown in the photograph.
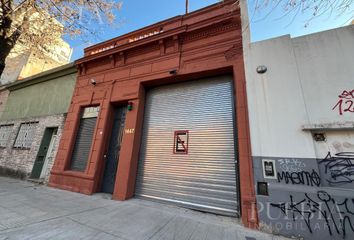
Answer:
[0,37,72,85]
[18,52,70,80]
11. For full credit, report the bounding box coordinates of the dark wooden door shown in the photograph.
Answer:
[101,107,127,194]
[30,128,53,179]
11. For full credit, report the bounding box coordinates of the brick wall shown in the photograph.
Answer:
[0,113,66,182]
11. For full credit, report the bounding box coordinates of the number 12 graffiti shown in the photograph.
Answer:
[332,90,354,115]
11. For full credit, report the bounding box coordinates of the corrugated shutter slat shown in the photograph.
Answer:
[70,117,97,171]
[135,75,239,216]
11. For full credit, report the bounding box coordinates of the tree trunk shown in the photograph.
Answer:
[0,0,25,82]
[0,62,5,79]
[0,38,15,81]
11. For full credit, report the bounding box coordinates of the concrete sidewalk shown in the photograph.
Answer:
[0,176,287,240]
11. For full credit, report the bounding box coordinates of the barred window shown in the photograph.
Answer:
[14,122,38,149]
[0,124,13,147]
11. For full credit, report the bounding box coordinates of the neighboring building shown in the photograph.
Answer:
[0,12,72,85]
[244,25,354,239]
[0,40,72,85]
[49,0,258,228]
[0,63,76,182]
[19,40,72,80]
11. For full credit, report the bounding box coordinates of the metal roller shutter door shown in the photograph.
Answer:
[135,75,239,216]
[70,117,97,171]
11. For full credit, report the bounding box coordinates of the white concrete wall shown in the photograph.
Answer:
[244,25,354,159]
[293,27,354,124]
[245,25,354,239]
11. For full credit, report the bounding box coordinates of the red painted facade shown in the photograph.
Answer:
[49,1,258,228]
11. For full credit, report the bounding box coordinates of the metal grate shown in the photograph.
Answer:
[0,124,13,147]
[14,122,38,149]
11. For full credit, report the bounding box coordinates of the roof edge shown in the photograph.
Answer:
[6,62,76,91]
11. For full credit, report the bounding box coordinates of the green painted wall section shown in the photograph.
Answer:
[0,72,76,120]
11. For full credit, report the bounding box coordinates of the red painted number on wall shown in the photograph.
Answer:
[332,90,354,115]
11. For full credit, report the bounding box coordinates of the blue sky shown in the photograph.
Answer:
[65,0,353,61]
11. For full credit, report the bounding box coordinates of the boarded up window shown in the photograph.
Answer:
[0,124,13,147]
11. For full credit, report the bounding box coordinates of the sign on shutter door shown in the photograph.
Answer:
[135,75,239,216]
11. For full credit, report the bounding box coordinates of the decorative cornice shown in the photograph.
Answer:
[126,43,160,58]
[224,42,243,60]
[77,53,180,79]
[77,1,241,66]
[183,19,239,43]
[83,0,239,57]
[76,26,186,65]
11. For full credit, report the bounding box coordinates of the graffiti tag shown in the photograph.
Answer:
[277,169,321,186]
[271,191,354,238]
[332,90,354,115]
[318,152,354,185]
[278,158,306,172]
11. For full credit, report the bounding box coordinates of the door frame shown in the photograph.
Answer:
[39,128,58,179]
[96,102,128,193]
[100,106,127,193]
[30,127,58,179]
